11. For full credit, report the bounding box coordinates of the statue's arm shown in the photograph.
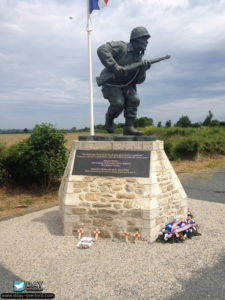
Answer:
[97,41,124,72]
[134,59,151,84]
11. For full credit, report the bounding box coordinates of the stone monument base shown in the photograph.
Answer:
[59,136,187,242]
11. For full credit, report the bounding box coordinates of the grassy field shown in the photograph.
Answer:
[0,131,225,221]
[0,132,108,149]
[0,133,31,146]
[0,132,90,148]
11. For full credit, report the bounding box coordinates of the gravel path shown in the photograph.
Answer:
[0,198,225,300]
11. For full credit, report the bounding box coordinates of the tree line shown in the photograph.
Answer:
[1,110,223,134]
[93,110,225,131]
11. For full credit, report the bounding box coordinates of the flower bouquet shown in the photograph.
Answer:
[156,209,201,243]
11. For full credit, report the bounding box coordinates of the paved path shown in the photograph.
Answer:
[179,167,225,204]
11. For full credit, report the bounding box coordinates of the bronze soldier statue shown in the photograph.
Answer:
[96,26,170,136]
[96,26,151,136]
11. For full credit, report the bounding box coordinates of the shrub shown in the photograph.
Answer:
[174,138,200,160]
[143,127,195,138]
[200,137,225,155]
[0,141,8,185]
[197,127,225,155]
[5,123,68,187]
[164,139,174,160]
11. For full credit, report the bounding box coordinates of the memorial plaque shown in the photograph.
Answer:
[72,150,150,177]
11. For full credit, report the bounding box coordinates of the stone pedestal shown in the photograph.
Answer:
[59,137,187,242]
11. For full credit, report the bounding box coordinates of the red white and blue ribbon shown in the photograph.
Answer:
[90,0,108,13]
[157,209,200,242]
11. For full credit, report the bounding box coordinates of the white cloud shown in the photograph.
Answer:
[0,0,225,129]
[145,96,225,125]
[202,82,225,92]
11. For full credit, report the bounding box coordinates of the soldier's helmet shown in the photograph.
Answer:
[130,27,151,41]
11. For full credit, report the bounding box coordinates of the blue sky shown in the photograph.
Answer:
[0,0,225,129]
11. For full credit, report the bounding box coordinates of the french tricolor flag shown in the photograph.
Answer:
[90,0,108,14]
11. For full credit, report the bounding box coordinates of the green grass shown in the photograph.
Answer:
[95,125,225,161]
[24,199,34,205]
[143,126,225,161]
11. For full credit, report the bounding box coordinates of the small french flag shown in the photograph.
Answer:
[90,0,108,14]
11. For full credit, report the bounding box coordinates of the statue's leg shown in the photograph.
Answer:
[102,86,125,133]
[123,87,143,136]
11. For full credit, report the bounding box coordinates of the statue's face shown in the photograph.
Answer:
[132,36,149,52]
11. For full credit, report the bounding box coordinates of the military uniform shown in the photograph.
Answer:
[97,27,150,135]
[97,41,146,119]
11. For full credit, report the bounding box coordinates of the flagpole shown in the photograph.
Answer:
[86,0,94,136]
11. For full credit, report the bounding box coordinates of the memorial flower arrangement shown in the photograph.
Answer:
[156,209,201,243]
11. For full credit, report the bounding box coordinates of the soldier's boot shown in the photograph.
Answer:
[105,113,115,133]
[123,117,143,136]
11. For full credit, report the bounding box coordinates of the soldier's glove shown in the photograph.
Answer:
[140,60,151,72]
[113,64,126,77]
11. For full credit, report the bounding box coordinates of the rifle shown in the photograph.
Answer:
[96,55,171,87]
